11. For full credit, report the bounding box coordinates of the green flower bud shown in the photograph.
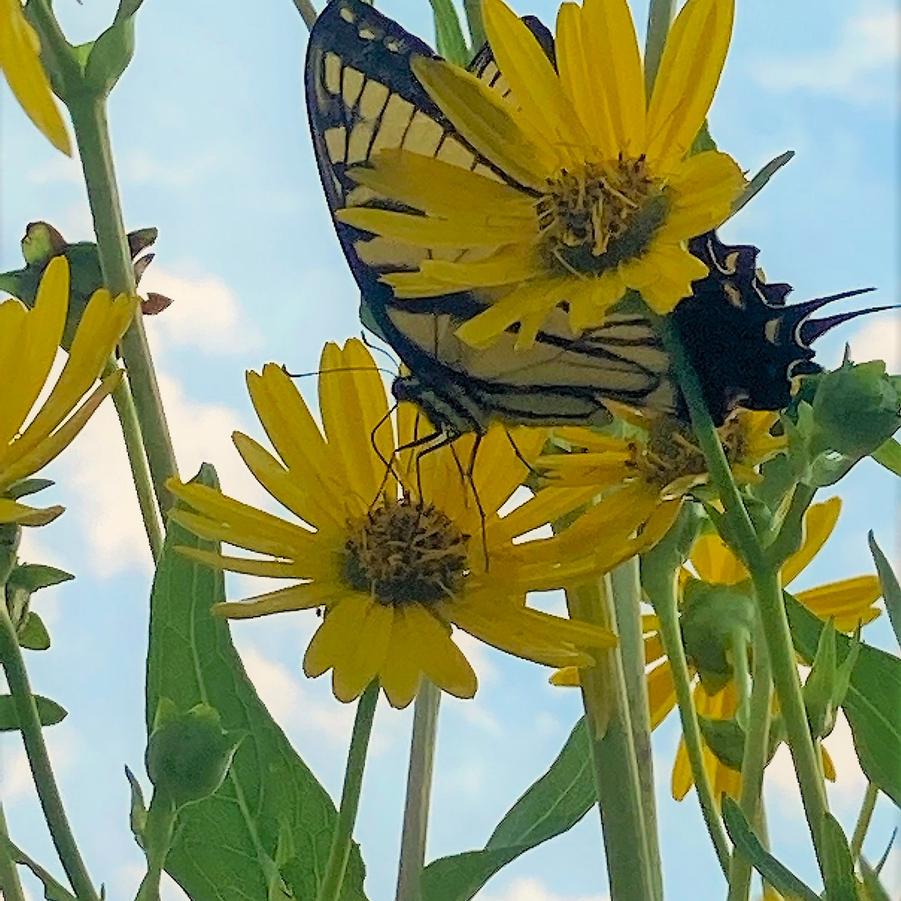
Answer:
[681,581,755,693]
[810,362,901,459]
[145,700,242,807]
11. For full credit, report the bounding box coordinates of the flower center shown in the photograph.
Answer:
[342,498,469,606]
[630,417,748,489]
[537,157,667,276]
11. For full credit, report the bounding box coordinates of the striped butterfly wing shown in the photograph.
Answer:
[305,0,676,427]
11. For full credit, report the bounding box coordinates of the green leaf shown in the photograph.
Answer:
[9,564,74,594]
[690,121,718,154]
[17,612,51,651]
[872,437,901,476]
[6,478,54,500]
[6,842,76,901]
[731,150,795,216]
[124,765,147,849]
[821,813,859,901]
[721,798,821,901]
[868,531,901,648]
[146,464,367,900]
[429,0,470,65]
[464,0,486,51]
[421,719,595,901]
[0,695,67,731]
[84,16,136,95]
[786,594,901,805]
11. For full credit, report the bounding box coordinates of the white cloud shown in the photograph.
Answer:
[26,153,83,185]
[61,369,255,577]
[140,267,262,356]
[753,9,900,102]
[478,877,608,901]
[113,863,188,901]
[850,315,901,371]
[0,745,32,801]
[122,150,225,189]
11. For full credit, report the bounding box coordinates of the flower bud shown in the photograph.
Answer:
[145,700,242,807]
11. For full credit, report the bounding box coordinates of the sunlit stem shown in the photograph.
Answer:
[727,617,773,901]
[395,680,441,901]
[317,680,380,901]
[646,561,732,876]
[849,783,880,861]
[609,557,662,892]
[730,630,753,731]
[565,578,662,901]
[0,805,27,901]
[0,603,99,901]
[644,0,676,93]
[134,794,177,901]
[657,316,830,879]
[291,0,318,29]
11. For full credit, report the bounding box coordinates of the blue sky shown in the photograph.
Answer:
[1,1,898,899]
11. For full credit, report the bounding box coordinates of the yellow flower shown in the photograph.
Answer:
[0,0,70,154]
[167,339,620,709]
[630,499,878,802]
[337,0,744,348]
[0,257,136,525]
[540,406,785,568]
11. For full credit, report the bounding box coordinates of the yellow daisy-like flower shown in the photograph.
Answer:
[540,406,786,567]
[337,0,744,348]
[557,498,882,802]
[167,339,620,709]
[0,0,71,154]
[0,257,136,525]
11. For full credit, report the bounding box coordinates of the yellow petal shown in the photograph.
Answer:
[349,150,535,218]
[482,0,587,161]
[214,581,336,619]
[821,745,836,782]
[332,600,394,702]
[795,576,882,623]
[556,2,617,157]
[0,2,71,154]
[671,737,693,800]
[621,242,708,314]
[303,594,370,679]
[646,0,735,167]
[379,609,424,709]
[581,0,647,154]
[647,661,677,730]
[407,606,477,699]
[0,496,63,526]
[689,532,747,585]
[411,55,553,190]
[415,244,539,290]
[489,484,600,545]
[549,666,581,687]
[176,547,312,580]
[541,451,634,487]
[780,497,841,585]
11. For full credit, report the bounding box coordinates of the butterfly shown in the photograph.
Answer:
[305,0,877,433]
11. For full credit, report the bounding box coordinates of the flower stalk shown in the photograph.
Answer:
[565,578,662,901]
[317,680,379,901]
[291,0,318,29]
[0,805,27,901]
[395,680,441,901]
[657,315,831,878]
[644,0,676,93]
[0,584,99,901]
[849,783,879,861]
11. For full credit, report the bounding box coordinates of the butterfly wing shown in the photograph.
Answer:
[305,0,676,426]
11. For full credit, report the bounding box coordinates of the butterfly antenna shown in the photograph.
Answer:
[360,331,400,374]
[282,364,398,379]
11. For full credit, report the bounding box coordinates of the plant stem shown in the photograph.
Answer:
[67,95,179,515]
[106,360,164,557]
[849,783,879,861]
[317,680,380,901]
[395,680,441,901]
[134,794,177,901]
[730,629,753,732]
[609,557,662,894]
[0,805,27,901]
[658,316,830,878]
[0,833,76,901]
[565,578,661,901]
[291,0,318,29]
[644,0,676,93]
[464,0,487,50]
[0,604,99,901]
[727,618,773,901]
[766,483,817,568]
[648,564,732,875]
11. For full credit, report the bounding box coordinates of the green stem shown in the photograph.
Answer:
[291,0,318,29]
[565,578,661,901]
[730,629,753,732]
[0,805,27,901]
[67,95,179,515]
[317,680,379,901]
[609,558,662,895]
[0,604,99,901]
[106,360,164,558]
[647,564,732,875]
[395,680,441,901]
[0,834,76,901]
[464,0,487,50]
[766,483,817,568]
[727,618,773,901]
[134,794,177,901]
[849,783,879,861]
[658,316,830,877]
[644,0,676,94]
